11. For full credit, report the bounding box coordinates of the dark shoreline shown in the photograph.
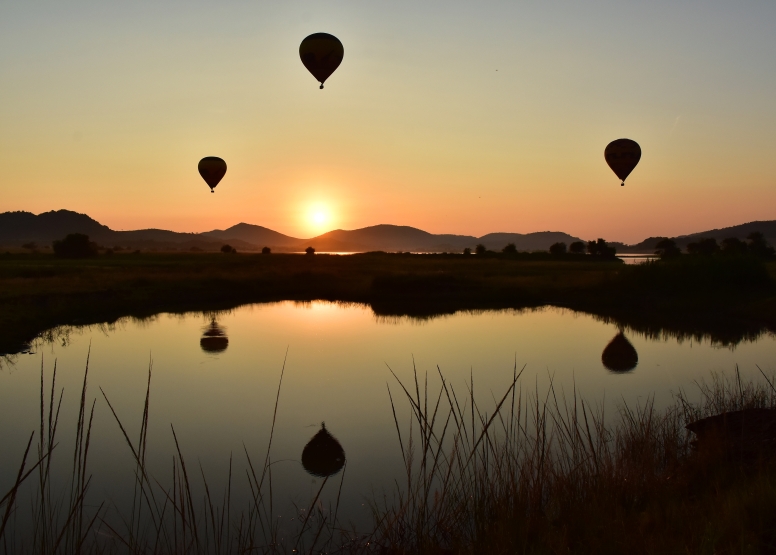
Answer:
[2,251,775,355]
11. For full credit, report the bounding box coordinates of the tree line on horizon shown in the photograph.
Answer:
[653,232,774,260]
[11,232,775,260]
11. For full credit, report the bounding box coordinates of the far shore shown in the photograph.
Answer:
[1,250,775,356]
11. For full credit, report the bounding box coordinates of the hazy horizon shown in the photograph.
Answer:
[2,0,775,243]
[8,207,776,247]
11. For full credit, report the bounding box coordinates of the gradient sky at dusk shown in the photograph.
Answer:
[2,0,775,242]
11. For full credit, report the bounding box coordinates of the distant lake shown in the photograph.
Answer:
[1,302,774,532]
[618,253,659,265]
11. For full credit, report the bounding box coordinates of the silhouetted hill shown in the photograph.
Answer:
[0,210,255,251]
[477,232,583,252]
[677,221,776,246]
[299,225,477,252]
[618,221,776,253]
[0,210,112,243]
[202,223,300,247]
[2,210,774,254]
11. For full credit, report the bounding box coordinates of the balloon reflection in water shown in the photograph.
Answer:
[200,319,229,353]
[302,423,346,477]
[601,332,638,373]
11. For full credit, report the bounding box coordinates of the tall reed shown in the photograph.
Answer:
[372,364,776,554]
[1,357,774,554]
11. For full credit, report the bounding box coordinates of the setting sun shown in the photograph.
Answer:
[304,203,334,236]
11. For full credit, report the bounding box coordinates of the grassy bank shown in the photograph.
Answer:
[1,357,774,554]
[1,251,775,354]
[378,366,776,554]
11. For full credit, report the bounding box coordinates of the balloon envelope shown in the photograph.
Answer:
[302,423,345,477]
[604,139,641,186]
[601,332,638,373]
[299,33,344,89]
[198,157,227,193]
[200,320,228,353]
[200,336,228,353]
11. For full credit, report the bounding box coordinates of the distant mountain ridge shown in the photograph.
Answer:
[1,209,774,254]
[201,223,300,247]
[617,221,776,253]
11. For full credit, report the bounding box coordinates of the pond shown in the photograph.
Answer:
[1,301,774,536]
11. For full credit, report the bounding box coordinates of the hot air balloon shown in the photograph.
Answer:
[299,33,344,89]
[601,332,638,373]
[302,423,345,477]
[198,157,227,193]
[604,139,641,186]
[200,318,228,353]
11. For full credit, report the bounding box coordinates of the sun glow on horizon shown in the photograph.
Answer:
[304,202,334,236]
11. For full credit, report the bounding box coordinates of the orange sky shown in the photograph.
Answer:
[2,1,775,243]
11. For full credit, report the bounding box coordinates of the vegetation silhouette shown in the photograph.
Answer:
[721,237,749,255]
[586,238,617,258]
[262,246,271,255]
[475,244,486,256]
[301,423,346,477]
[748,231,776,258]
[52,233,98,258]
[654,233,776,261]
[305,246,316,255]
[549,242,567,255]
[601,332,639,372]
[3,356,774,552]
[220,244,237,254]
[687,407,776,462]
[687,237,720,256]
[655,238,681,259]
[1,248,774,355]
[568,240,585,254]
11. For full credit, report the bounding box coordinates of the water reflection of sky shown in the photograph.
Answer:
[1,302,774,530]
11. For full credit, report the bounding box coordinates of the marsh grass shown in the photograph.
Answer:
[2,252,774,356]
[0,353,362,555]
[1,356,775,554]
[375,364,776,554]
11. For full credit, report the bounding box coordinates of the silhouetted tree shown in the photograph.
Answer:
[462,247,471,256]
[221,244,236,254]
[587,238,616,258]
[568,241,585,254]
[475,244,486,255]
[21,242,37,251]
[720,237,748,255]
[305,246,316,255]
[52,234,98,258]
[502,243,518,255]
[747,232,775,258]
[262,246,271,254]
[654,238,681,259]
[549,242,567,255]
[686,238,719,256]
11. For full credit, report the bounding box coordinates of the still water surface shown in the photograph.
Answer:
[1,301,774,530]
